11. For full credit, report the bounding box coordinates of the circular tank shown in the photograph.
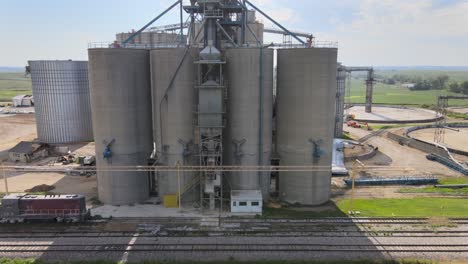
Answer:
[150,48,198,203]
[88,48,153,205]
[276,48,337,205]
[28,60,93,144]
[224,48,273,198]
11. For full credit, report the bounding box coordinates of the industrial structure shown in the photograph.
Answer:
[434,95,468,144]
[28,60,93,144]
[85,0,338,210]
[334,65,375,137]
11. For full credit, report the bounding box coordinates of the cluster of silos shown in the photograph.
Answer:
[276,48,338,205]
[28,60,93,144]
[224,48,273,199]
[87,46,337,207]
[88,49,153,205]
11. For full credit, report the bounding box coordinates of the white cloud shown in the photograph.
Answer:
[327,0,468,65]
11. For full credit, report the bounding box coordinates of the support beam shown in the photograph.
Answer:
[179,0,184,45]
[242,0,305,45]
[123,0,180,45]
[215,21,238,47]
[365,69,374,113]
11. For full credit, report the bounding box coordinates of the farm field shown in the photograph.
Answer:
[0,72,32,102]
[345,78,468,106]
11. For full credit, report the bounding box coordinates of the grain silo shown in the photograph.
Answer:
[88,48,153,205]
[276,48,337,205]
[150,48,198,204]
[28,60,93,144]
[224,48,273,199]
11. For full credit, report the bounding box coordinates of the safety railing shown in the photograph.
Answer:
[88,42,181,50]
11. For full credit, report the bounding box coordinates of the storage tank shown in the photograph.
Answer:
[224,48,273,198]
[28,60,93,144]
[88,49,153,205]
[276,48,337,205]
[150,48,198,204]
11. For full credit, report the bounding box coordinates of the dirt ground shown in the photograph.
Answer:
[348,105,438,122]
[447,106,468,114]
[0,113,98,200]
[0,114,36,161]
[408,127,468,152]
[344,125,463,177]
[335,124,467,200]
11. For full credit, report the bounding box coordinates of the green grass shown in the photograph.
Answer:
[264,197,468,218]
[399,178,468,196]
[0,258,436,264]
[337,198,468,217]
[346,78,468,106]
[0,72,32,102]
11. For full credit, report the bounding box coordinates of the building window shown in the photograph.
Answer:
[251,201,260,206]
[239,202,247,206]
[232,201,236,207]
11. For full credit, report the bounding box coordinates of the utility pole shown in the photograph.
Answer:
[349,159,364,215]
[1,163,9,195]
[177,161,181,210]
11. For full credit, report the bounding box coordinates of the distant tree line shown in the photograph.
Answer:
[448,81,468,95]
[381,73,468,94]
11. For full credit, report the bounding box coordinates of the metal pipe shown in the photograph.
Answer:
[123,0,181,45]
[258,48,264,180]
[179,0,184,45]
[241,0,246,45]
[243,0,305,45]
[215,21,238,47]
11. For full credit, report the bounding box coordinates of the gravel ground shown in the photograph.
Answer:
[0,234,466,262]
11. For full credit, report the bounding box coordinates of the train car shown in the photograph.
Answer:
[0,194,88,223]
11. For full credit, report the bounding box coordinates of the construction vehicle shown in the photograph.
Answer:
[346,121,361,128]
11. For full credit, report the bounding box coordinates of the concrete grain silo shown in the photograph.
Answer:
[276,48,337,205]
[224,48,273,199]
[150,48,198,203]
[28,60,93,144]
[88,48,153,205]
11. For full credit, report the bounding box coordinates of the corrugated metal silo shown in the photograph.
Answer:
[28,60,93,144]
[276,48,337,205]
[224,48,273,198]
[88,48,153,205]
[150,48,198,203]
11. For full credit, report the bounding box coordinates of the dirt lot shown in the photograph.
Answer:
[344,125,463,177]
[0,113,98,201]
[0,114,36,161]
[336,124,467,200]
[409,127,468,152]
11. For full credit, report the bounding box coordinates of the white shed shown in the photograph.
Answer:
[12,95,34,107]
[230,190,262,215]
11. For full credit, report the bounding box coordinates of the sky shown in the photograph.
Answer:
[1,0,467,66]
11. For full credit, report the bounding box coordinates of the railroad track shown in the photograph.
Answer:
[1,230,468,238]
[109,217,468,225]
[0,243,467,252]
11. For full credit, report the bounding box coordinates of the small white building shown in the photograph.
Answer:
[12,95,34,107]
[230,190,262,215]
[401,83,415,89]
